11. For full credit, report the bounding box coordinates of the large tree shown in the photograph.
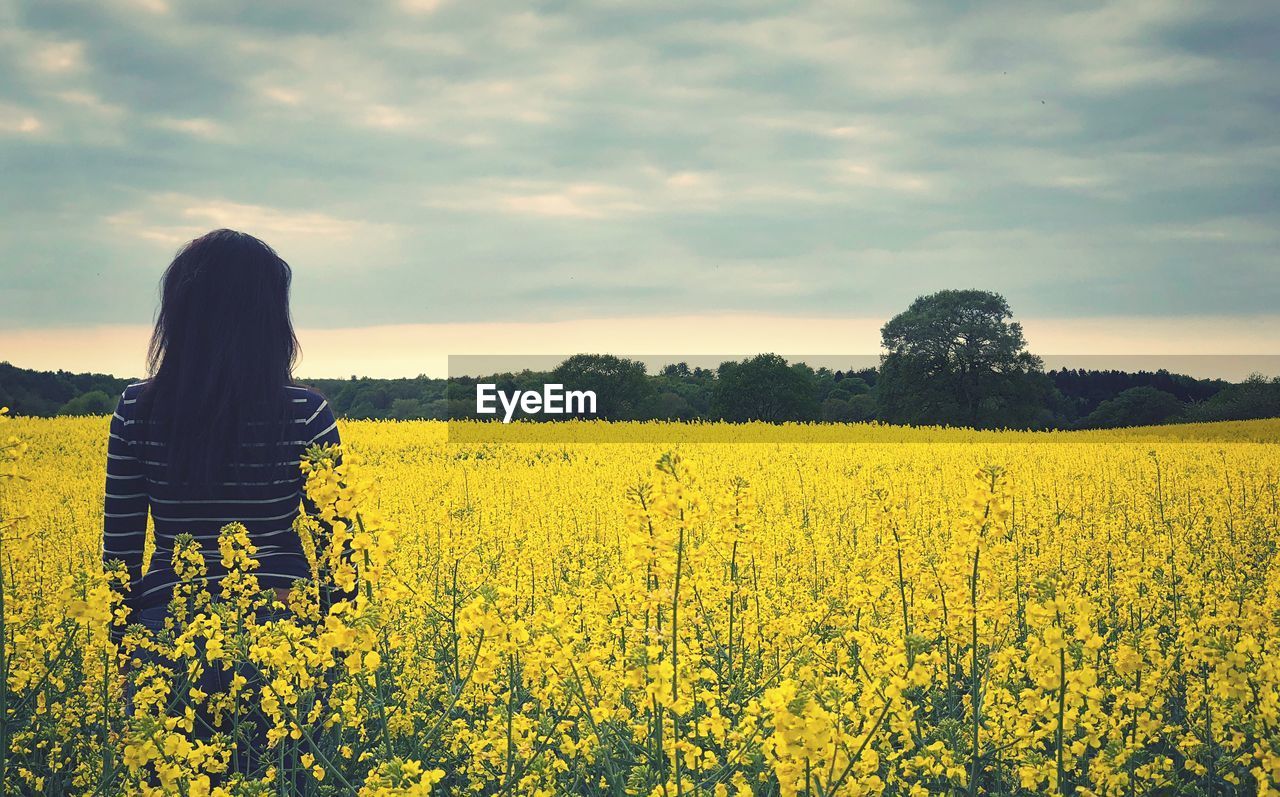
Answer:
[877,290,1059,428]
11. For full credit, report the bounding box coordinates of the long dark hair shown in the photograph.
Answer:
[138,229,300,486]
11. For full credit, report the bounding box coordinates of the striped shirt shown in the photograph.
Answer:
[103,382,341,611]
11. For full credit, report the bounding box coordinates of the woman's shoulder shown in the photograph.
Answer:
[116,380,151,418]
[121,380,150,400]
[284,383,329,413]
[286,384,338,441]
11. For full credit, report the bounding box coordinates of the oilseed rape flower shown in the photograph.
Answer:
[0,414,1278,793]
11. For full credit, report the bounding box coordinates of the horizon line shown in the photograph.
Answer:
[3,314,1279,381]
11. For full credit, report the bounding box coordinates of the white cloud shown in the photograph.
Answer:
[54,90,123,116]
[399,0,444,14]
[32,40,85,73]
[832,160,935,194]
[426,180,648,219]
[110,0,171,13]
[0,105,43,135]
[102,195,402,271]
[153,116,224,138]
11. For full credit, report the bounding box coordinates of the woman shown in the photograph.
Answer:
[102,228,340,766]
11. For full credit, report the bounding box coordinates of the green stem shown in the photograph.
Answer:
[969,547,981,797]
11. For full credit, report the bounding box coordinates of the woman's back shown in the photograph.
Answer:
[104,382,340,611]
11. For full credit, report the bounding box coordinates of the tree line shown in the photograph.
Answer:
[3,290,1277,429]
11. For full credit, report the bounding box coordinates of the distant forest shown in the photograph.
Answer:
[3,358,1277,431]
[4,290,1278,430]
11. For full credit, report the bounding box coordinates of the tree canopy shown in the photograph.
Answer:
[876,290,1057,429]
[1082,386,1187,428]
[711,354,819,422]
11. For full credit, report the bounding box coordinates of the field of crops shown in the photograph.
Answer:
[1,416,1278,796]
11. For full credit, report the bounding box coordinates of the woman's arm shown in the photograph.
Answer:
[103,390,148,607]
[305,396,340,450]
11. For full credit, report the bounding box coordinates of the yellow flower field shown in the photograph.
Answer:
[0,415,1278,796]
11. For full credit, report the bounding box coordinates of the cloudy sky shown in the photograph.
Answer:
[1,0,1277,376]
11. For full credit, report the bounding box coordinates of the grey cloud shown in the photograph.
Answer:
[0,0,1276,332]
